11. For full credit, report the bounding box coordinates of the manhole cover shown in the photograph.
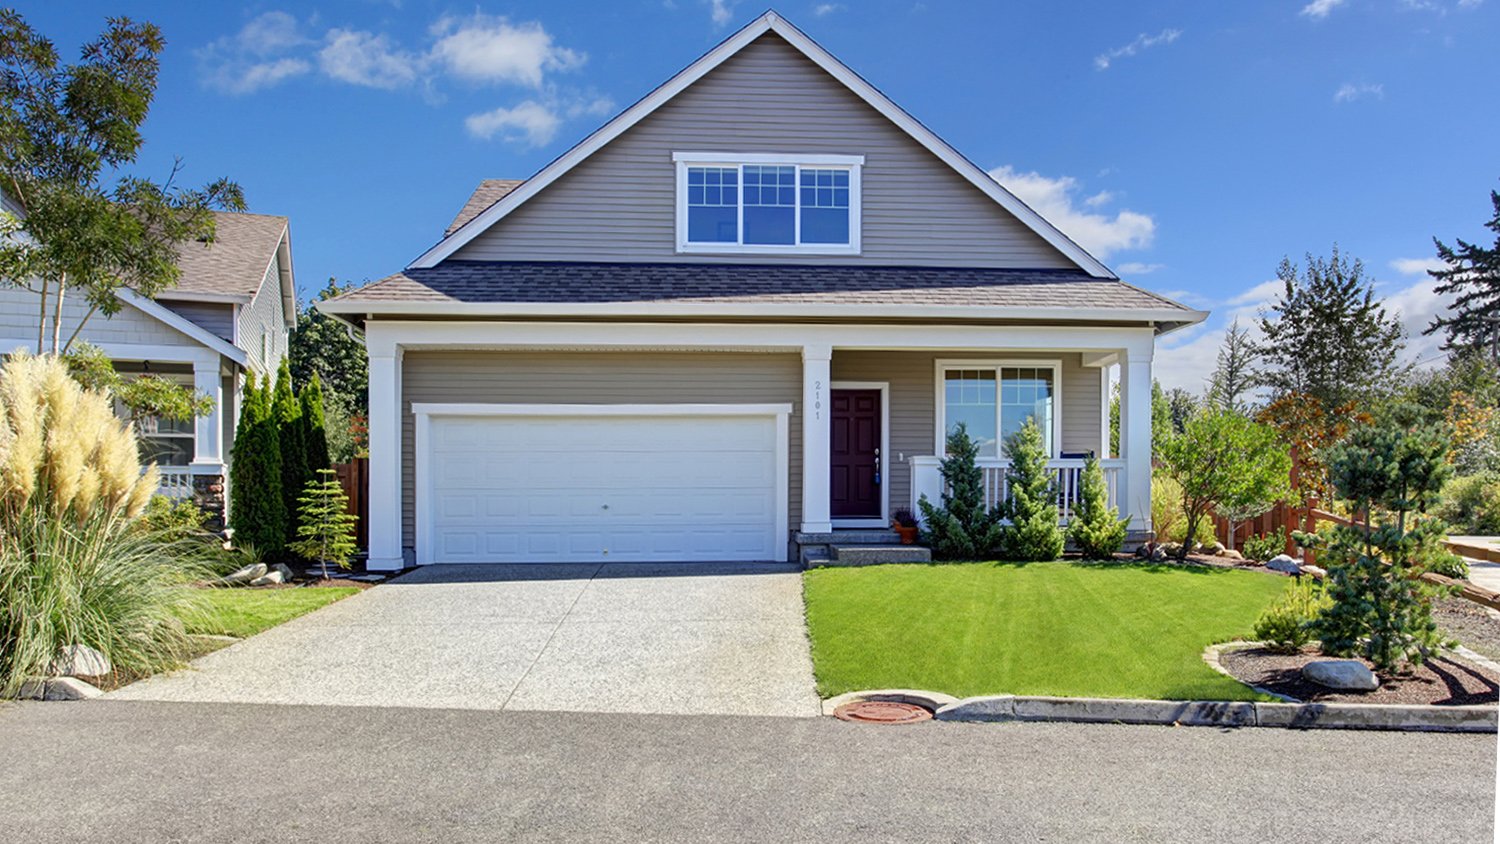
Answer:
[833,700,933,724]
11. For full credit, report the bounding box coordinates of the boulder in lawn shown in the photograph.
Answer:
[223,562,267,585]
[50,644,110,678]
[1205,541,1227,556]
[272,563,295,581]
[1220,549,1245,561]
[1302,659,1379,692]
[249,569,285,587]
[1265,554,1302,575]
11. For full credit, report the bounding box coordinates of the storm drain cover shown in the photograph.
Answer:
[833,700,933,724]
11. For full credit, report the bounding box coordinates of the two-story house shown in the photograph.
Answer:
[319,12,1204,570]
[0,210,297,523]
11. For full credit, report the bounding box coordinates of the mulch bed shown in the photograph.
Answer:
[1220,645,1500,706]
[1434,597,1500,663]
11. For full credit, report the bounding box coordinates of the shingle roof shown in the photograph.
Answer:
[330,261,1195,313]
[446,180,525,236]
[167,211,288,299]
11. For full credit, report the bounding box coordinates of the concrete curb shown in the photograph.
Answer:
[826,686,1499,733]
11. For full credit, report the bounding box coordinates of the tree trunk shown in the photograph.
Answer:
[50,277,64,356]
[35,276,47,355]
[61,304,98,355]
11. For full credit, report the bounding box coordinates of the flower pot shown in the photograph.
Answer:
[894,525,918,545]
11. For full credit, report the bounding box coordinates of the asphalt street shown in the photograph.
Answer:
[0,700,1494,843]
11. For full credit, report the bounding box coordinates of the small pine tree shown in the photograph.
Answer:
[998,418,1064,562]
[917,423,1004,560]
[1311,408,1456,671]
[228,371,286,554]
[300,371,331,473]
[1067,455,1129,560]
[290,469,359,580]
[272,359,308,548]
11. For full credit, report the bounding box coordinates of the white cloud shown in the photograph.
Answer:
[1300,0,1348,20]
[1391,256,1444,275]
[196,11,312,94]
[318,29,422,89]
[1084,190,1115,208]
[465,100,563,146]
[1334,82,1384,102]
[429,13,585,87]
[1116,262,1165,275]
[708,0,737,27]
[814,3,845,15]
[1093,28,1182,71]
[988,166,1155,259]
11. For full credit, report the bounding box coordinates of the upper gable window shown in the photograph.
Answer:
[674,153,862,255]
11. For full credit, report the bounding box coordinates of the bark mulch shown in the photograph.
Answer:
[1221,645,1500,706]
[1434,597,1500,663]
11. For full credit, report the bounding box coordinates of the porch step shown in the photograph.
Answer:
[825,545,932,566]
[793,530,903,546]
[800,547,832,568]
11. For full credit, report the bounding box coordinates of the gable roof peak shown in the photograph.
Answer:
[410,10,1115,279]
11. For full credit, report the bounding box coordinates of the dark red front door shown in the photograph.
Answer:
[830,389,881,519]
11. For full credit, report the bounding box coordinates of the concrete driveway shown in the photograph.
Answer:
[109,563,821,717]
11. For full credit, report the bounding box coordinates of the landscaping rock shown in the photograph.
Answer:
[249,570,285,586]
[50,644,110,678]
[1150,546,1169,562]
[1206,542,1227,556]
[223,563,267,585]
[1302,659,1380,692]
[1265,554,1302,574]
[1135,544,1151,558]
[273,563,295,581]
[1161,542,1183,558]
[1220,549,1244,561]
[17,676,103,701]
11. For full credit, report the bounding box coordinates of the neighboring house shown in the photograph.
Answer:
[319,12,1205,570]
[0,211,296,521]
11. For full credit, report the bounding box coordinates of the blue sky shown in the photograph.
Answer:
[17,0,1499,390]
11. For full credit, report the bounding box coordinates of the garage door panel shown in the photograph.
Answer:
[423,412,782,563]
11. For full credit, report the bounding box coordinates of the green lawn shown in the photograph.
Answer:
[184,587,359,639]
[803,561,1291,701]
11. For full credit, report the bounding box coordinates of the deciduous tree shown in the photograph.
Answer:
[1158,409,1290,562]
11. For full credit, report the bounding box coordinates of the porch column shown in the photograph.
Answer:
[189,360,224,469]
[367,347,404,571]
[800,344,832,534]
[1119,348,1153,533]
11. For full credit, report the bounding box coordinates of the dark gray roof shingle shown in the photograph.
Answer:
[446,180,525,236]
[330,261,1194,312]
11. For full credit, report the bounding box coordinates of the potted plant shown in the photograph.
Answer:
[891,508,919,545]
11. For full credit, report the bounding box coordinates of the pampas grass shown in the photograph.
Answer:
[0,354,205,696]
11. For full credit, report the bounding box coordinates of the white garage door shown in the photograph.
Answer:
[418,409,786,563]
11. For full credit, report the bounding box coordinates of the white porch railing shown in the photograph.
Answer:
[909,456,1124,523]
[156,467,195,500]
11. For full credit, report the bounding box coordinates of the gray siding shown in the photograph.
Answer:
[831,351,1103,512]
[0,285,202,352]
[236,250,288,374]
[400,351,801,551]
[451,34,1072,269]
[161,300,235,341]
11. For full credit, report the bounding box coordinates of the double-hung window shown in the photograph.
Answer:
[675,153,862,254]
[937,362,1061,458]
[114,372,196,466]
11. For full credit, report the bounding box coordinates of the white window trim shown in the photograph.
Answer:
[122,371,197,469]
[829,381,890,529]
[933,359,1065,459]
[673,152,863,255]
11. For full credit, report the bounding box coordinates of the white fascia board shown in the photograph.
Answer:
[411,402,793,418]
[155,290,253,304]
[318,296,1206,328]
[114,288,249,367]
[671,151,864,165]
[407,12,1115,278]
[0,338,220,366]
[362,319,1159,359]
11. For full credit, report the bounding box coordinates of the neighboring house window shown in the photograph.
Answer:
[115,373,195,467]
[937,362,1061,458]
[674,153,862,254]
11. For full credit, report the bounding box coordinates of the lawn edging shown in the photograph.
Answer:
[823,689,1498,733]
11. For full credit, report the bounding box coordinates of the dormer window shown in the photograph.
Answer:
[674,153,862,254]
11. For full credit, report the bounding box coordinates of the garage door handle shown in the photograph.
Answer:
[602,504,609,509]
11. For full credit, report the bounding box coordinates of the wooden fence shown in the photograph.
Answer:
[1211,501,1317,558]
[334,457,369,551]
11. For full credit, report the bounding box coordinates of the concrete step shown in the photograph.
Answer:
[800,547,832,568]
[829,545,932,566]
[794,530,902,546]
